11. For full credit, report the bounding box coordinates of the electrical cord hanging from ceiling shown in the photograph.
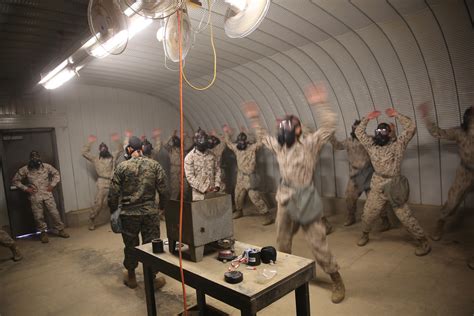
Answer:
[177,8,188,316]
[182,0,217,91]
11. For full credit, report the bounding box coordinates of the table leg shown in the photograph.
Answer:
[196,289,206,316]
[295,282,310,316]
[240,304,256,316]
[143,263,156,316]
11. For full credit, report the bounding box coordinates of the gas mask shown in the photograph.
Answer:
[373,123,392,146]
[171,136,180,148]
[461,107,473,132]
[123,136,142,160]
[28,151,42,170]
[351,120,361,140]
[194,129,209,153]
[277,115,301,148]
[208,136,221,149]
[236,132,248,151]
[142,139,153,156]
[99,142,112,159]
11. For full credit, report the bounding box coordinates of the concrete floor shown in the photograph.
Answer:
[0,206,473,316]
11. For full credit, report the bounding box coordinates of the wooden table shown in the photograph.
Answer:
[135,241,315,316]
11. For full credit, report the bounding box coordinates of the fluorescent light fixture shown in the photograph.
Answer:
[39,61,81,90]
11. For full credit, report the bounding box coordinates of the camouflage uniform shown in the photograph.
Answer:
[209,135,227,192]
[424,118,474,221]
[82,140,122,221]
[355,113,426,241]
[184,148,221,201]
[164,136,182,200]
[331,137,389,223]
[224,133,269,215]
[249,102,340,274]
[12,163,64,232]
[108,156,169,271]
[0,229,15,248]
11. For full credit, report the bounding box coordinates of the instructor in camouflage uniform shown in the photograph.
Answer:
[108,136,169,289]
[331,120,391,229]
[12,151,69,243]
[82,133,122,230]
[222,125,273,225]
[243,83,345,304]
[419,103,474,241]
[355,108,430,256]
[0,229,22,261]
[185,129,221,201]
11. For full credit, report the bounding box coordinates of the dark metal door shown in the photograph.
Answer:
[0,129,64,237]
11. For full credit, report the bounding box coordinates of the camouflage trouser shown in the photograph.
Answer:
[346,178,388,218]
[170,165,181,200]
[219,168,226,193]
[276,202,339,274]
[439,165,474,220]
[361,174,425,240]
[30,195,64,232]
[0,229,15,248]
[235,172,268,214]
[90,178,110,220]
[120,214,160,271]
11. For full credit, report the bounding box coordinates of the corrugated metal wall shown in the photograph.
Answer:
[0,84,188,216]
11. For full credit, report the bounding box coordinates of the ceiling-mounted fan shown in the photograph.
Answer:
[121,0,183,19]
[224,0,270,38]
[162,3,192,62]
[86,0,129,58]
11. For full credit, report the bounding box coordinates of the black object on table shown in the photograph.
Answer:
[134,240,315,316]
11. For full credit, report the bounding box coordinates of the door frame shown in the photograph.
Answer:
[0,127,67,234]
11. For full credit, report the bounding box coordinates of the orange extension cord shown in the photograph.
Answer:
[177,9,188,316]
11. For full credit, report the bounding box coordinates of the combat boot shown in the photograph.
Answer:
[88,218,95,231]
[343,213,356,226]
[57,230,70,238]
[232,210,243,219]
[430,219,445,241]
[40,231,49,243]
[379,216,391,232]
[329,272,345,304]
[415,237,431,256]
[261,212,275,226]
[322,217,333,235]
[10,245,23,261]
[357,232,369,246]
[154,275,166,290]
[123,270,138,289]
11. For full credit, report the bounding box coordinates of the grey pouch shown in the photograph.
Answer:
[351,164,374,192]
[383,175,410,208]
[110,208,122,234]
[285,183,323,225]
[249,173,260,190]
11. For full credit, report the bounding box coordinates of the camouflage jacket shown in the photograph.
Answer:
[249,102,337,204]
[108,156,169,215]
[331,136,372,177]
[82,140,122,179]
[424,117,474,168]
[12,163,60,200]
[355,113,416,178]
[224,133,263,175]
[184,148,221,194]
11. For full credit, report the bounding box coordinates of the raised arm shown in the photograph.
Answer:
[82,135,97,162]
[223,125,237,153]
[151,128,162,154]
[330,135,346,150]
[418,102,460,141]
[110,133,123,160]
[242,101,279,153]
[355,111,381,149]
[390,109,416,147]
[163,130,175,152]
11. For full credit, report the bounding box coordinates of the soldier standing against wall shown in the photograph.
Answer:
[331,120,391,230]
[355,108,430,256]
[108,136,169,289]
[222,125,273,225]
[82,133,122,230]
[242,84,345,304]
[0,229,22,261]
[184,129,221,201]
[12,151,69,243]
[419,103,474,241]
